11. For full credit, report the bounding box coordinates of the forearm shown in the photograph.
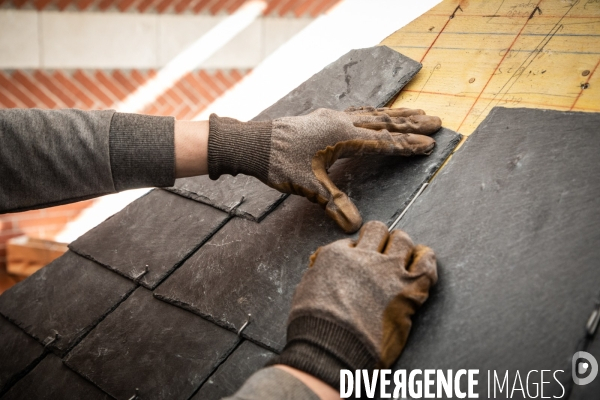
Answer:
[0,109,206,214]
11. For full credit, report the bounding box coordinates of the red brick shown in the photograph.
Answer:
[130,69,149,86]
[137,0,154,11]
[164,87,184,104]
[0,89,18,108]
[33,70,78,108]
[34,0,53,9]
[147,69,157,79]
[98,0,115,10]
[213,69,234,90]
[95,70,127,100]
[145,104,160,115]
[293,0,316,16]
[112,70,138,93]
[263,0,286,15]
[226,0,246,13]
[198,70,223,96]
[184,73,215,102]
[53,71,95,108]
[73,70,115,106]
[155,0,173,12]
[309,0,339,17]
[278,0,300,16]
[173,0,192,13]
[0,72,37,108]
[13,0,28,7]
[192,0,213,13]
[174,79,202,104]
[116,0,136,10]
[229,68,245,83]
[175,104,192,120]
[209,0,233,14]
[56,0,72,10]
[76,0,95,9]
[13,71,57,108]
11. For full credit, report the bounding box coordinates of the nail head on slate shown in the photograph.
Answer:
[469,78,475,83]
[582,70,590,77]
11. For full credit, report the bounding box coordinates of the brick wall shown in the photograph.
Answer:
[1,0,341,16]
[0,67,249,276]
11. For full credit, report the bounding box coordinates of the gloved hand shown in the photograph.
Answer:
[268,221,437,390]
[208,107,441,233]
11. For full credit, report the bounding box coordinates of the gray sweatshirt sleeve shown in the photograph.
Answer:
[224,367,321,400]
[0,109,174,213]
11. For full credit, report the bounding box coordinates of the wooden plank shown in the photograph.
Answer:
[381,0,600,135]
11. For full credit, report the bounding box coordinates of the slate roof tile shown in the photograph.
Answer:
[155,127,461,351]
[192,340,275,400]
[0,251,136,355]
[168,45,422,221]
[0,315,44,396]
[2,355,111,400]
[392,107,600,397]
[69,189,229,289]
[64,287,239,400]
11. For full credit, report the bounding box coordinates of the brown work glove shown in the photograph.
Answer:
[267,221,437,390]
[208,107,441,233]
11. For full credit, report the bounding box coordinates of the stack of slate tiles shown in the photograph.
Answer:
[0,46,461,399]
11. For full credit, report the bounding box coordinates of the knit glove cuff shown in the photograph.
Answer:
[207,113,272,182]
[267,315,377,390]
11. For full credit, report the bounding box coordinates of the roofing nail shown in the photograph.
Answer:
[43,330,61,347]
[238,314,252,336]
[128,388,140,400]
[586,304,600,337]
[134,267,149,283]
[388,182,429,231]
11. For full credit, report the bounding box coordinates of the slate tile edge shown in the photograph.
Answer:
[68,193,234,291]
[0,318,46,397]
[165,186,288,222]
[386,129,463,227]
[0,273,138,358]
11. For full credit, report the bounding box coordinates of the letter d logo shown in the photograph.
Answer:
[572,351,598,385]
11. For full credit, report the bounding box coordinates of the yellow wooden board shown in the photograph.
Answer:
[381,0,600,136]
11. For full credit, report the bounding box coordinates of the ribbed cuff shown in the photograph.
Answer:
[109,112,175,191]
[208,114,272,182]
[267,315,377,390]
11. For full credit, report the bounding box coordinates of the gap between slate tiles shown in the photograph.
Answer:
[190,340,276,400]
[391,107,600,398]
[154,127,461,352]
[0,251,137,357]
[1,354,112,400]
[64,287,240,400]
[0,315,46,397]
[69,189,231,289]
[168,45,423,223]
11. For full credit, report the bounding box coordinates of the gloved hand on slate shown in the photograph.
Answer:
[267,220,438,390]
[207,107,442,233]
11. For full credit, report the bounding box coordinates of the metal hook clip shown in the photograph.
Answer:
[238,314,252,336]
[229,196,246,216]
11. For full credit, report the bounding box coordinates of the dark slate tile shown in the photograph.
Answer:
[388,108,600,398]
[2,354,110,400]
[64,287,239,400]
[0,315,44,395]
[253,45,421,121]
[69,189,229,289]
[167,175,285,222]
[155,128,461,351]
[168,45,421,222]
[0,251,135,355]
[192,340,275,400]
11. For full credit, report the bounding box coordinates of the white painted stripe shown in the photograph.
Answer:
[116,0,267,113]
[195,0,444,122]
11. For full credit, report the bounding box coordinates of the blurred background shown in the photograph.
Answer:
[0,0,439,291]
